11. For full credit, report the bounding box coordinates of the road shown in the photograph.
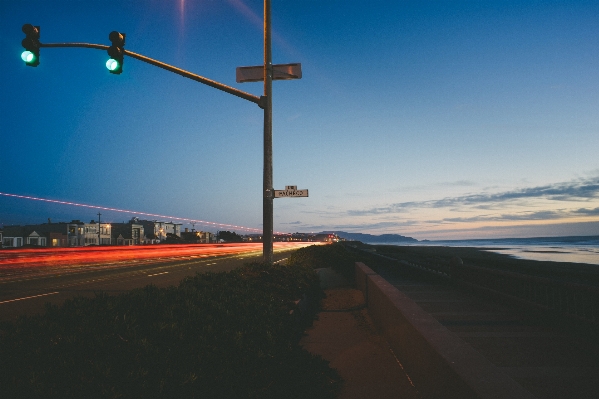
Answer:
[0,242,315,322]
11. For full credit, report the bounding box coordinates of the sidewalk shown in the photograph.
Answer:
[300,268,421,399]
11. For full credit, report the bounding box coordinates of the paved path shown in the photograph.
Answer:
[376,266,599,399]
[300,268,421,399]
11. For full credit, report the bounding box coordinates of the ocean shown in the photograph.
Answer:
[366,236,599,265]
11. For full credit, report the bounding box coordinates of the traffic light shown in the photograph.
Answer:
[21,24,40,67]
[106,31,125,74]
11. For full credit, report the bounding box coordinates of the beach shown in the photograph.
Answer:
[366,236,599,266]
[358,241,599,287]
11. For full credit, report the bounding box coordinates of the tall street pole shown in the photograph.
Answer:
[23,11,280,261]
[263,0,274,263]
[97,212,101,245]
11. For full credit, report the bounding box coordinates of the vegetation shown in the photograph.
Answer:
[366,244,599,286]
[0,260,339,399]
[217,230,244,243]
[7,241,595,398]
[163,232,184,244]
[288,243,357,284]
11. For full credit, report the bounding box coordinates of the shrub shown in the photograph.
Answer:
[287,243,358,283]
[0,262,339,399]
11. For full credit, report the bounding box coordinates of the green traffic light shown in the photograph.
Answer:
[21,50,37,64]
[106,58,120,71]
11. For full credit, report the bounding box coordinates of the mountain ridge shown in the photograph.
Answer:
[322,231,418,243]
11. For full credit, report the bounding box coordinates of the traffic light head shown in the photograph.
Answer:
[107,31,125,74]
[21,24,40,67]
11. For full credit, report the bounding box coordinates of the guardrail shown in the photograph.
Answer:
[453,261,599,325]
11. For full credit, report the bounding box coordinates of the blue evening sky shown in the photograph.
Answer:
[1,0,598,240]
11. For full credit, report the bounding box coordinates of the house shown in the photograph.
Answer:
[138,219,182,243]
[48,231,68,247]
[111,220,144,245]
[25,222,69,247]
[1,220,111,247]
[198,231,214,243]
[181,228,201,243]
[83,220,112,245]
[66,220,112,246]
[24,230,47,246]
[181,229,215,244]
[2,226,25,247]
[1,226,46,247]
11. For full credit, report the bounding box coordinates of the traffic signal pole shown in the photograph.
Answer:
[23,0,276,263]
[263,0,274,264]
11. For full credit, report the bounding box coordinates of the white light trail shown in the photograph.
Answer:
[0,292,60,305]
[0,192,289,234]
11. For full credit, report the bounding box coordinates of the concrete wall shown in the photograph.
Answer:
[355,262,536,399]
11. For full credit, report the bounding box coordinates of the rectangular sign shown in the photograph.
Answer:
[274,188,308,198]
[236,63,302,83]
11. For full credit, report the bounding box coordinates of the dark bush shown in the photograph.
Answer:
[0,262,339,399]
[287,243,358,284]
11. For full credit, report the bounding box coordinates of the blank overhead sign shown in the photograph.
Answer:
[236,63,302,83]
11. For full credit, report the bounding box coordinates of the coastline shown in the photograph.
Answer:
[363,236,599,266]
[355,243,599,287]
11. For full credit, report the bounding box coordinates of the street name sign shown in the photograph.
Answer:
[236,63,302,83]
[274,185,308,198]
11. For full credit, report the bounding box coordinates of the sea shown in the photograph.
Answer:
[365,236,599,265]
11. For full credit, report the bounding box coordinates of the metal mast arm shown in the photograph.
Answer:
[39,42,263,106]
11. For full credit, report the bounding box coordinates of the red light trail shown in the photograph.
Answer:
[0,192,289,234]
[0,243,315,282]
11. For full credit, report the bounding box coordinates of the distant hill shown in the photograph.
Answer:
[322,231,418,243]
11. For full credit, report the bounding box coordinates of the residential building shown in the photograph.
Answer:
[1,226,46,247]
[1,219,112,247]
[2,226,26,247]
[199,231,214,243]
[181,228,214,243]
[67,220,112,246]
[111,220,144,245]
[48,231,68,247]
[138,219,182,243]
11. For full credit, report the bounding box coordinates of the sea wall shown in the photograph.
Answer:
[355,262,536,399]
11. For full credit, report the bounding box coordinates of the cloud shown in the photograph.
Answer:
[407,221,599,241]
[380,206,599,225]
[438,180,477,187]
[291,176,599,237]
[572,207,599,216]
[388,180,478,193]
[349,176,599,216]
[299,219,421,233]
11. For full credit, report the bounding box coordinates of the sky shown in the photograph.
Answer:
[1,0,598,240]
